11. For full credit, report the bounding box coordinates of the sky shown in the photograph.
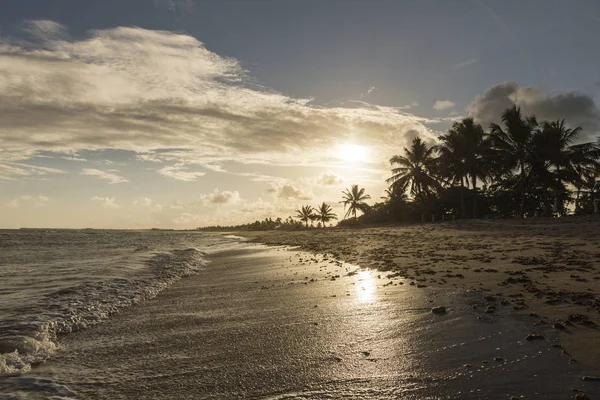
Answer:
[1,0,600,229]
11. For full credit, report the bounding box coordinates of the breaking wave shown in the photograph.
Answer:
[0,248,206,376]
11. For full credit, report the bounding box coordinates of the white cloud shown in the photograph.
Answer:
[133,197,152,207]
[0,162,66,181]
[316,171,343,186]
[200,189,241,205]
[5,195,50,208]
[91,196,121,208]
[6,199,20,208]
[267,182,313,200]
[454,58,478,68]
[433,100,456,111]
[0,21,438,166]
[158,165,205,181]
[80,168,128,184]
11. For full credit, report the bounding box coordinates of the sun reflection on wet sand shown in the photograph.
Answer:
[354,269,376,303]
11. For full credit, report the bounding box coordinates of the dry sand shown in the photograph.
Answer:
[242,216,600,369]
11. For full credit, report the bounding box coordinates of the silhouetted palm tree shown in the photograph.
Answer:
[340,185,371,220]
[316,202,337,226]
[489,106,538,217]
[387,137,439,213]
[535,119,584,214]
[295,205,314,228]
[438,118,490,218]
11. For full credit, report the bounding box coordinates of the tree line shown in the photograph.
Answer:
[198,106,600,231]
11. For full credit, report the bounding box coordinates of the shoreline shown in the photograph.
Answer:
[6,242,600,399]
[239,216,600,369]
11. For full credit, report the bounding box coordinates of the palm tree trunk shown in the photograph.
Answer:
[471,174,477,219]
[520,162,526,218]
[460,181,466,219]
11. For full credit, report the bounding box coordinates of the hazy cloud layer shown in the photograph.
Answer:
[158,165,206,181]
[468,82,600,137]
[5,195,49,208]
[0,21,437,165]
[91,196,121,208]
[80,168,128,184]
[0,162,65,181]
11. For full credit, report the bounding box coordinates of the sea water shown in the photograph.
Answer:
[0,229,239,376]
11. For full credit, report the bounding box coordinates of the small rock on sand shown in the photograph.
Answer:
[582,376,600,381]
[525,333,544,341]
[431,306,446,314]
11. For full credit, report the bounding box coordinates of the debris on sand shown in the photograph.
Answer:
[525,333,544,341]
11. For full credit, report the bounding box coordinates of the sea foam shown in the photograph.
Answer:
[0,248,206,376]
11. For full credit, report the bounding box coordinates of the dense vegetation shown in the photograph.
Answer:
[199,106,600,231]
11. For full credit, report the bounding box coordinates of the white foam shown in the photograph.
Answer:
[0,248,207,377]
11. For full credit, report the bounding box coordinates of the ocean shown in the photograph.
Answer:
[0,229,242,377]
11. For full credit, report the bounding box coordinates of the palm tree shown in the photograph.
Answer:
[489,106,538,217]
[438,118,490,218]
[316,202,337,226]
[571,143,600,213]
[340,185,371,220]
[295,205,314,228]
[387,137,439,215]
[535,119,583,215]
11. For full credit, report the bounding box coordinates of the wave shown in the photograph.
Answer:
[0,248,206,376]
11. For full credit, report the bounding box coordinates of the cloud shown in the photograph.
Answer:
[133,196,152,207]
[316,171,343,186]
[6,195,50,208]
[158,165,205,181]
[267,182,313,200]
[433,100,456,111]
[199,189,241,205]
[467,82,600,137]
[0,21,437,166]
[80,168,128,184]
[360,86,376,99]
[454,58,478,68]
[91,196,121,208]
[0,162,66,181]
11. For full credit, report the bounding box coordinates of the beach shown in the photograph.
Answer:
[244,217,600,370]
[3,223,600,398]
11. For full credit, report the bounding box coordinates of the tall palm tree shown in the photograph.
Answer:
[571,142,600,213]
[387,137,439,213]
[438,118,490,218]
[295,205,314,228]
[489,106,538,217]
[316,202,337,227]
[535,119,583,215]
[340,185,371,220]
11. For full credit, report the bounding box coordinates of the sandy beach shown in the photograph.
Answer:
[243,217,600,370]
[4,235,600,399]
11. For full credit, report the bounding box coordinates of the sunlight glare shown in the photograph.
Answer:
[336,144,369,163]
[354,269,376,303]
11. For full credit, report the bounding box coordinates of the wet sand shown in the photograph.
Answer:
[6,240,600,399]
[244,217,600,371]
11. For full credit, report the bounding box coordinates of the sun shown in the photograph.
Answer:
[336,144,368,163]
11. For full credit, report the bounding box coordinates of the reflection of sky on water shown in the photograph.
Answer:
[354,269,376,303]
